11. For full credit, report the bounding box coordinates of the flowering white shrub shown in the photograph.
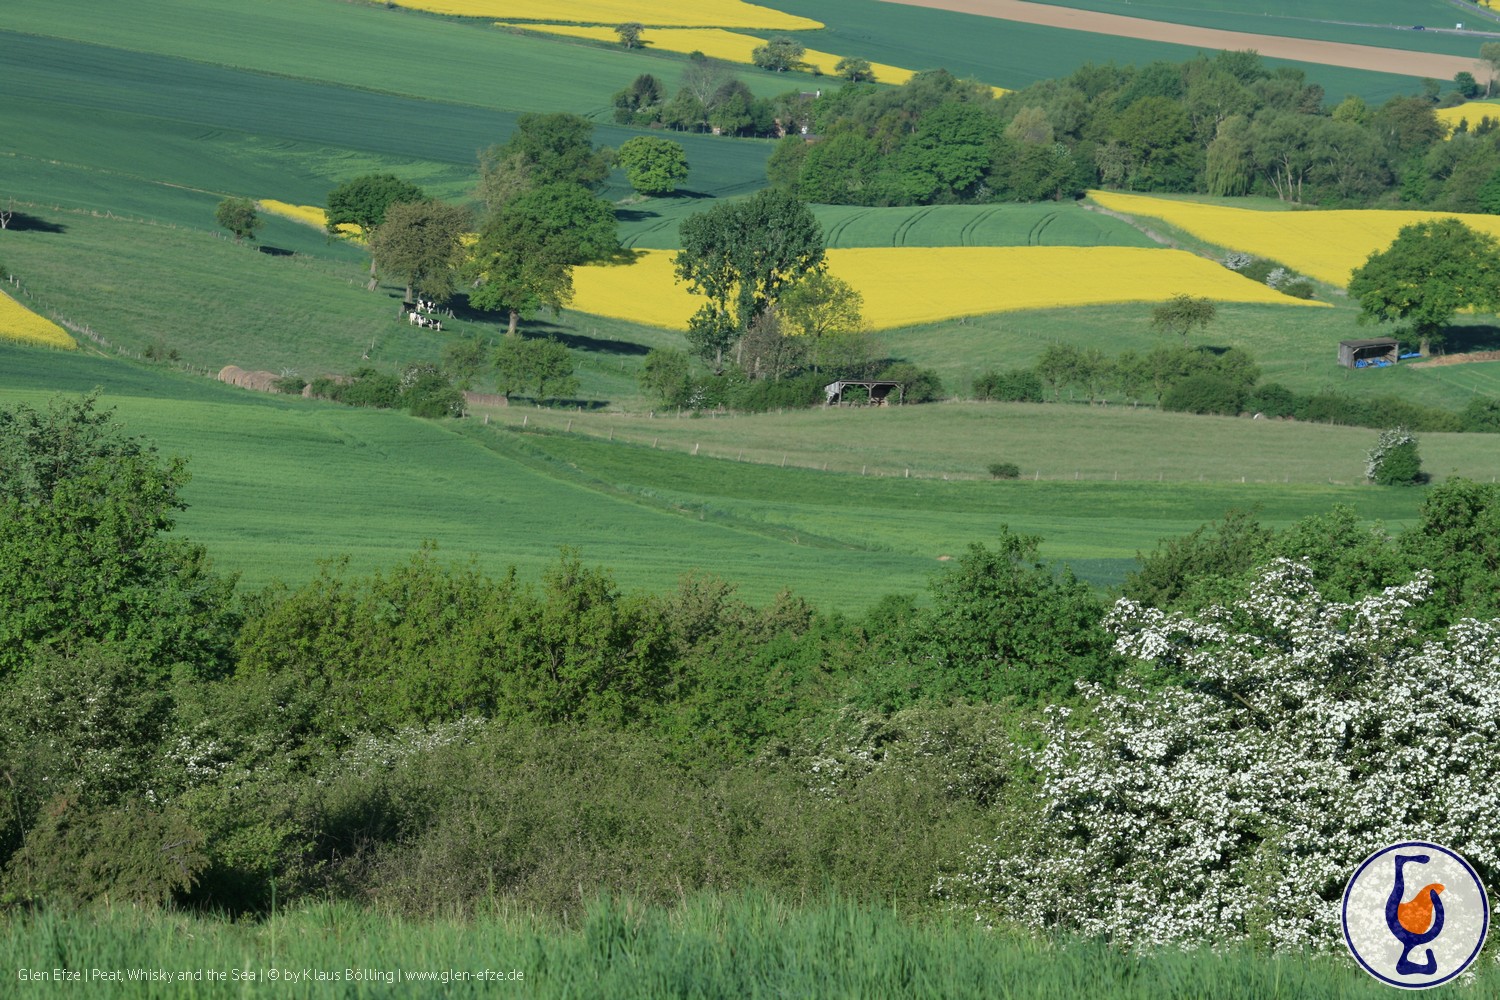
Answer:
[1222,252,1254,271]
[1264,266,1289,289]
[936,560,1500,950]
[1366,426,1418,483]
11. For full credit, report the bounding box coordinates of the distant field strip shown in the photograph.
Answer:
[0,290,76,349]
[572,246,1324,329]
[501,24,918,85]
[879,0,1484,78]
[258,199,362,238]
[401,0,821,29]
[816,204,1157,248]
[1090,190,1500,286]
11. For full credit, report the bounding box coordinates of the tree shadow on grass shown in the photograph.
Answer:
[4,213,66,234]
[512,397,610,411]
[1443,324,1500,354]
[257,245,296,257]
[523,320,652,357]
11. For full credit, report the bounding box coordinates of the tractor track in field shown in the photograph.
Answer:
[1027,210,1058,245]
[878,0,1489,79]
[892,206,935,246]
[957,206,1001,245]
[823,208,873,247]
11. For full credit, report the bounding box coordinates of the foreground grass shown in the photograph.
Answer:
[3,896,1487,999]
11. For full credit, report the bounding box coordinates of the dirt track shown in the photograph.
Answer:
[880,0,1484,79]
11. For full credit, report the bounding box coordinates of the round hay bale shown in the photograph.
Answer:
[217,365,246,384]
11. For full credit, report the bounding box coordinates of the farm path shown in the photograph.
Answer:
[879,0,1486,78]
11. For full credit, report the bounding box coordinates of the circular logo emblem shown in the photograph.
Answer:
[1343,842,1489,989]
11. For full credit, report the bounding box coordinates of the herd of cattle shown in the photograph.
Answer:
[407,297,445,330]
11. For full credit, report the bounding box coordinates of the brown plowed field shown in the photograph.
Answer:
[881,0,1484,78]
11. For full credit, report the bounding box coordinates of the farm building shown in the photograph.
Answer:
[824,379,904,405]
[1338,337,1399,369]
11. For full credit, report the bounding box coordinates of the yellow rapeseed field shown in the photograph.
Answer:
[0,291,77,350]
[571,247,1323,330]
[258,199,363,238]
[500,24,917,85]
[1435,101,1500,135]
[1089,190,1500,286]
[400,0,820,30]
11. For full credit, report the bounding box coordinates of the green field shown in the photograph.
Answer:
[621,200,1159,249]
[0,343,1440,600]
[3,897,1480,1000]
[1017,0,1497,56]
[772,0,1424,100]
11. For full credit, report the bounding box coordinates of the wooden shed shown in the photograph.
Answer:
[824,379,904,405]
[1338,337,1399,369]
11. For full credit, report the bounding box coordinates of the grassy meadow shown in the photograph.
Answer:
[3,897,1484,1000]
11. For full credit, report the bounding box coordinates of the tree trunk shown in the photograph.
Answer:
[508,308,520,337]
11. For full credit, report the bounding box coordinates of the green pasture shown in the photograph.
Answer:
[482,398,1500,486]
[884,300,1500,411]
[620,200,1159,249]
[1013,0,1494,57]
[0,343,1433,601]
[772,0,1423,101]
[0,28,771,223]
[0,0,795,116]
[2,897,1481,1000]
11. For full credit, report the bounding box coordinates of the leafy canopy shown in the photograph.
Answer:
[674,188,825,368]
[1348,217,1500,350]
[325,174,424,234]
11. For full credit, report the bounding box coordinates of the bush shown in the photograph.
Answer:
[1366,426,1426,485]
[939,562,1500,949]
[1245,382,1298,417]
[337,369,403,409]
[1159,372,1246,415]
[728,372,825,412]
[1461,396,1500,432]
[987,462,1021,479]
[1280,278,1315,299]
[403,374,465,418]
[272,375,307,394]
[877,363,943,403]
[974,368,1044,402]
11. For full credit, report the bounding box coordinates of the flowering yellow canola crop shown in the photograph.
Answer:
[500,24,916,85]
[1089,190,1500,286]
[400,0,820,30]
[0,291,77,350]
[258,200,363,238]
[571,247,1323,330]
[1435,101,1500,135]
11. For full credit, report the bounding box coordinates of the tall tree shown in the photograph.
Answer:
[674,189,825,369]
[214,197,261,243]
[751,37,805,73]
[478,113,613,198]
[1348,217,1500,355]
[366,198,470,303]
[616,136,690,197]
[493,336,578,401]
[778,270,867,372]
[1150,294,1217,339]
[326,174,425,285]
[1483,42,1500,98]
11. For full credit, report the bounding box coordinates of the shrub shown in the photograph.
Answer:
[729,372,825,412]
[1280,278,1315,299]
[1159,372,1246,415]
[1460,396,1500,432]
[938,562,1500,950]
[403,374,465,418]
[1245,381,1298,417]
[987,462,1021,479]
[1366,426,1425,485]
[337,368,402,409]
[272,375,306,394]
[974,368,1044,402]
[877,363,943,403]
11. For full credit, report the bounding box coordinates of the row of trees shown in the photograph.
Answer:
[765,50,1500,210]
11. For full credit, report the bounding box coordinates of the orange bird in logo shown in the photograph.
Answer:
[1397,882,1447,934]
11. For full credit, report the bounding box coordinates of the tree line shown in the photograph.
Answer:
[764,50,1500,211]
